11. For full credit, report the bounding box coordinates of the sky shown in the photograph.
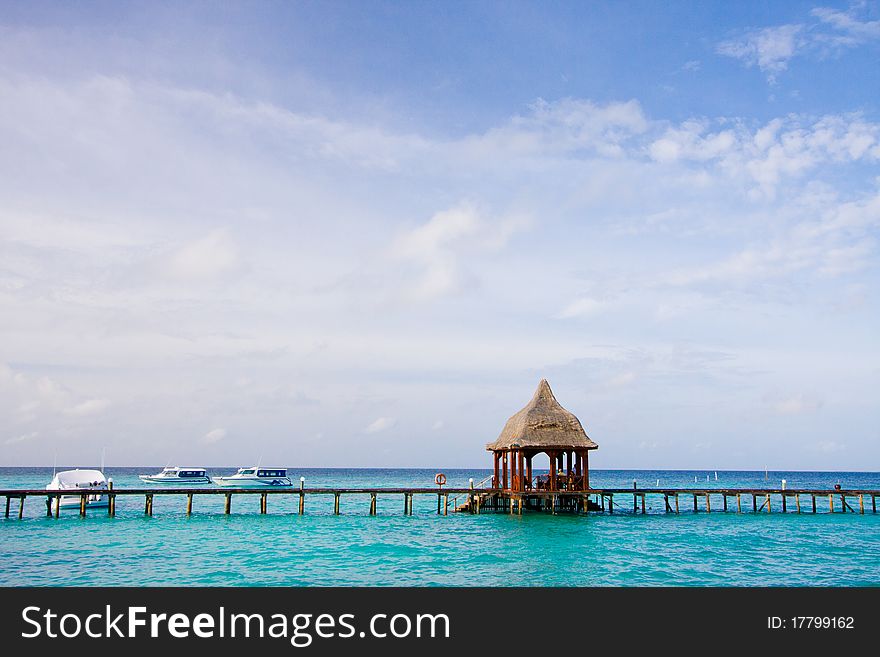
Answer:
[1,1,878,470]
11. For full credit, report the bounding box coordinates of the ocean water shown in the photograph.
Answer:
[1,467,878,586]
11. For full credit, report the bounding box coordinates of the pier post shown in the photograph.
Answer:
[664,494,670,512]
[54,495,60,518]
[334,493,340,515]
[551,494,557,515]
[873,495,876,513]
[641,494,646,514]
[4,496,9,518]
[45,497,52,517]
[812,494,816,513]
[736,493,741,514]
[583,495,589,513]
[782,494,787,513]
[437,494,442,514]
[509,496,515,515]
[674,494,679,514]
[723,494,728,512]
[18,495,25,520]
[766,494,771,513]
[608,493,614,513]
[298,492,304,515]
[260,492,267,514]
[224,493,231,515]
[186,493,193,516]
[518,497,523,515]
[693,494,698,512]
[752,494,757,512]
[369,493,377,516]
[859,494,864,514]
[829,494,834,513]
[80,494,86,517]
[705,494,710,513]
[443,493,448,516]
[795,494,801,513]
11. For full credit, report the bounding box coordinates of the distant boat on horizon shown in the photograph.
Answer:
[213,467,293,488]
[139,466,211,484]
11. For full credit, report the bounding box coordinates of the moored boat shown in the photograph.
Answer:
[45,469,109,509]
[212,467,292,487]
[139,466,211,484]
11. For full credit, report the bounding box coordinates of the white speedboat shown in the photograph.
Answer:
[212,467,292,487]
[139,466,211,484]
[45,469,109,509]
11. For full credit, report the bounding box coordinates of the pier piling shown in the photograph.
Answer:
[736,493,741,513]
[369,493,377,515]
[18,496,25,519]
[80,495,86,517]
[186,493,193,516]
[298,492,305,515]
[4,496,9,518]
[334,493,340,515]
[224,493,231,515]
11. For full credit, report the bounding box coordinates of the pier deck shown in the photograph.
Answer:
[2,486,879,518]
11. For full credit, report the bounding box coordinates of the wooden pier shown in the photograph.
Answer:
[2,486,878,519]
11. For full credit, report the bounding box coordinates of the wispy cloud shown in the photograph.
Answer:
[5,431,38,446]
[717,5,880,82]
[717,24,805,83]
[365,417,396,434]
[203,428,227,444]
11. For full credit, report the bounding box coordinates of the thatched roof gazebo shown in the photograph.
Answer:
[487,379,598,493]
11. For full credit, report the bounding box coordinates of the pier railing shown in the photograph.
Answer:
[2,486,878,519]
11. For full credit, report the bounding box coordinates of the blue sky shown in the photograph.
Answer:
[0,1,878,470]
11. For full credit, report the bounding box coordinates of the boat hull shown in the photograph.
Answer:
[212,477,293,488]
[138,475,212,484]
[47,493,109,509]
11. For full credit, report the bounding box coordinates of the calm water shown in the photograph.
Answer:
[1,468,878,586]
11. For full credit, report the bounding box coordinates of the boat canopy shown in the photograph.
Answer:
[52,469,106,488]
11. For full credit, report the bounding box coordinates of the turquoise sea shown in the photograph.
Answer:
[1,468,878,586]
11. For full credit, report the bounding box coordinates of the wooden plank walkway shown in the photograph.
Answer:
[1,487,877,518]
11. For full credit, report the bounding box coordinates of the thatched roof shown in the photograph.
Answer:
[486,379,598,451]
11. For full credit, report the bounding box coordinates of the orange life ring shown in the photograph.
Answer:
[434,473,447,486]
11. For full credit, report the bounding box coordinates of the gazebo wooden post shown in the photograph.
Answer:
[502,452,508,490]
[510,449,518,492]
[493,452,500,488]
[549,450,557,491]
[518,451,525,492]
[526,454,532,490]
[583,451,590,490]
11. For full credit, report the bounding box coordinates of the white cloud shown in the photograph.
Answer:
[365,417,396,434]
[66,398,111,416]
[771,394,823,415]
[811,6,880,44]
[718,6,880,82]
[556,297,605,319]
[6,431,38,446]
[717,24,805,82]
[203,428,227,444]
[166,229,240,281]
